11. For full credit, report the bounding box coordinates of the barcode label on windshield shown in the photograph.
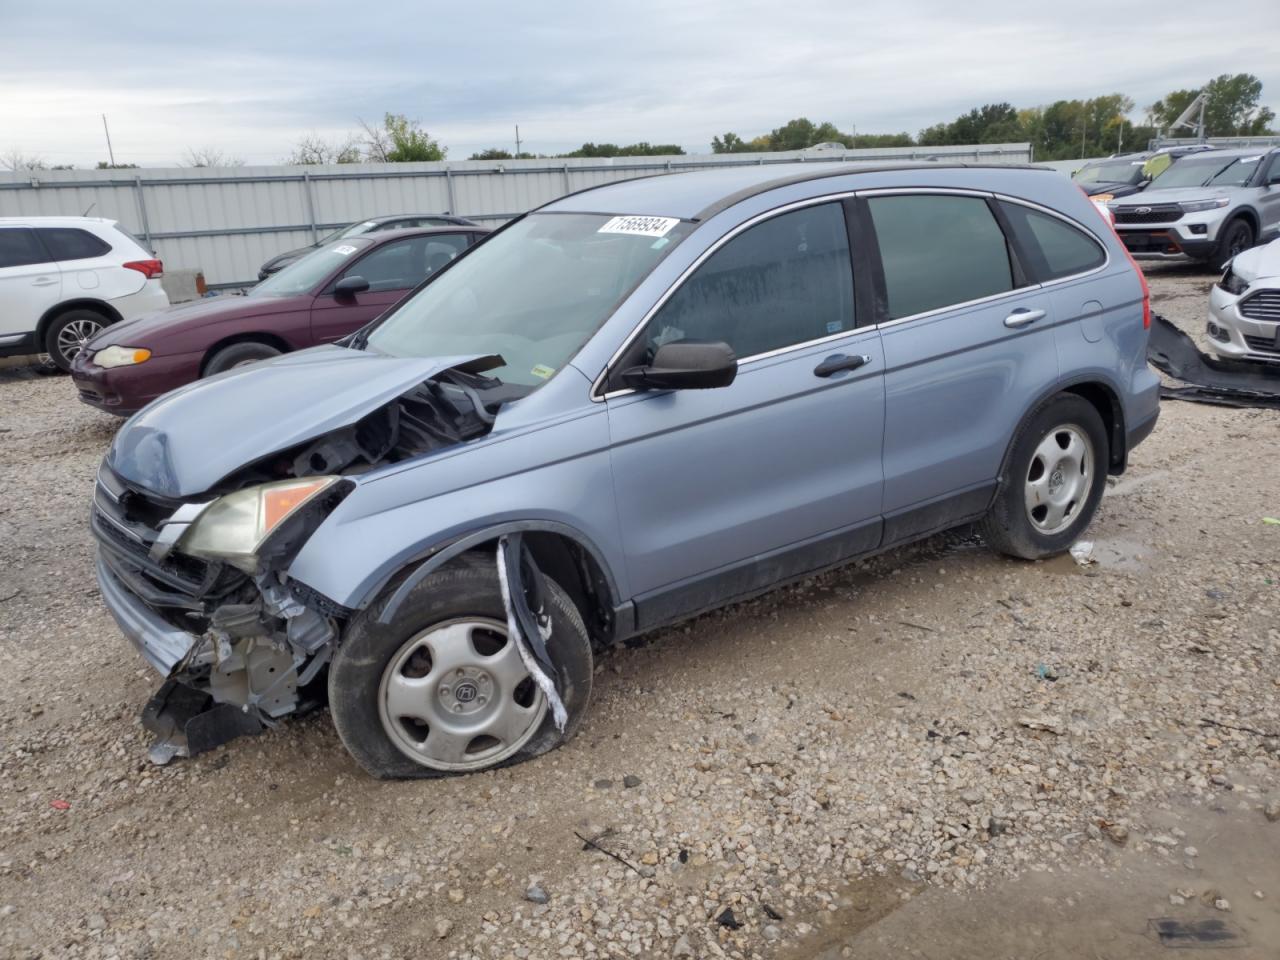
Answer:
[598,216,680,238]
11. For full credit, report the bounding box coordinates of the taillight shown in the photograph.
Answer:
[1081,188,1149,330]
[122,259,163,279]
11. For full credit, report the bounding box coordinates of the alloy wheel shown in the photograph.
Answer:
[55,317,103,366]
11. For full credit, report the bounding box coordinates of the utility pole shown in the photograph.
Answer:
[1117,118,1123,154]
[102,114,116,167]
[514,125,522,157]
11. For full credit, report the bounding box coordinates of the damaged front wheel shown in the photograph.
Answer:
[328,553,593,778]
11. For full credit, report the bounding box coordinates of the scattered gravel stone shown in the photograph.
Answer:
[1104,823,1130,846]
[434,918,453,939]
[623,774,642,788]
[524,883,549,905]
[1264,799,1280,822]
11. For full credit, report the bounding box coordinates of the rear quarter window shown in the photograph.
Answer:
[998,202,1106,282]
[36,227,112,262]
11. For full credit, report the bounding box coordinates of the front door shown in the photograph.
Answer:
[605,201,886,630]
[310,233,470,343]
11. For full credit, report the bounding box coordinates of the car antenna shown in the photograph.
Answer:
[82,202,96,217]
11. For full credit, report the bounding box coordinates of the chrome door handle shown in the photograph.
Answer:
[1004,308,1046,329]
[31,277,58,287]
[813,353,871,377]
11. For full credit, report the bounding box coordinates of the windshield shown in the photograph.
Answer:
[1074,160,1146,185]
[365,213,695,387]
[251,238,373,297]
[1150,155,1259,190]
[314,220,378,246]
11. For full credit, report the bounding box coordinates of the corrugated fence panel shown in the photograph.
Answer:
[0,144,1033,288]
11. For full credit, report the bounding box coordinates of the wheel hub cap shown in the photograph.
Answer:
[377,618,545,771]
[1024,423,1092,535]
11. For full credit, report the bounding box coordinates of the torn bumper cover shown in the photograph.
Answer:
[96,553,198,675]
[1148,314,1280,410]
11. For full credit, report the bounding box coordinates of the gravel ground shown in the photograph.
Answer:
[1,264,1278,959]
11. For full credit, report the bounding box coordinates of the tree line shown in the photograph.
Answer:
[4,74,1273,171]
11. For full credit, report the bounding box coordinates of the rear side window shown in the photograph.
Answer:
[0,228,51,268]
[36,227,112,262]
[999,202,1106,282]
[867,195,1014,320]
[637,202,854,360]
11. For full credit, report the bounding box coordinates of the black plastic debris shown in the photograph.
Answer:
[715,908,744,930]
[1147,917,1243,948]
[1148,314,1280,410]
[762,904,784,921]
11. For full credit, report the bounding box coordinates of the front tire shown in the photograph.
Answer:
[981,394,1108,560]
[328,553,593,779]
[1213,218,1254,269]
[204,341,281,375]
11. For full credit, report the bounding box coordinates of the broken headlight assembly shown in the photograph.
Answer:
[1218,265,1249,296]
[177,476,342,573]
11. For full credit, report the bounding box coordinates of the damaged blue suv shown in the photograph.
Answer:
[92,162,1159,776]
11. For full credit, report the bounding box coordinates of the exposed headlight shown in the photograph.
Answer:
[94,345,152,368]
[1179,198,1230,213]
[1218,266,1249,296]
[178,477,340,573]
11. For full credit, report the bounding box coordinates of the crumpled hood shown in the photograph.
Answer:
[1228,237,1280,283]
[88,294,300,350]
[108,346,484,498]
[1109,186,1233,207]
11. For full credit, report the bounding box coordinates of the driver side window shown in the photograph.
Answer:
[634,202,854,363]
[338,235,461,293]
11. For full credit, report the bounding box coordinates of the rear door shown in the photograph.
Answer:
[310,233,469,343]
[34,226,124,298]
[605,200,886,629]
[862,191,1058,545]
[0,227,60,339]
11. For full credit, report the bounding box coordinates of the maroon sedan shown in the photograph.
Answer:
[71,226,487,415]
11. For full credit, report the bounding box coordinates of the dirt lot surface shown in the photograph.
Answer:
[1,264,1278,959]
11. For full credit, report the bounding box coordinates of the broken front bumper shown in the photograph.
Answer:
[96,551,197,675]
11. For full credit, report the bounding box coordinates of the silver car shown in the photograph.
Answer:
[1108,148,1280,267]
[1209,236,1280,362]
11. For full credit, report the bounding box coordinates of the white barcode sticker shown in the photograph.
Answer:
[332,244,358,256]
[598,215,680,238]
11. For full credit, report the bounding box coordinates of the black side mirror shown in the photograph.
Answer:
[334,275,370,297]
[621,340,737,391]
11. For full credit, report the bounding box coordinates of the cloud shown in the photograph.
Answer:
[1,0,1277,165]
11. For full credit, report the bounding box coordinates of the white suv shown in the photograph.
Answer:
[0,217,170,371]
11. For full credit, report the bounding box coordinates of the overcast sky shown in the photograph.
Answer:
[2,0,1278,167]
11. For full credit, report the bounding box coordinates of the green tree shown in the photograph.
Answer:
[711,131,762,153]
[1149,73,1276,136]
[96,161,139,169]
[558,142,685,157]
[469,148,537,160]
[360,114,446,162]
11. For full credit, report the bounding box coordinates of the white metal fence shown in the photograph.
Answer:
[0,143,1033,289]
